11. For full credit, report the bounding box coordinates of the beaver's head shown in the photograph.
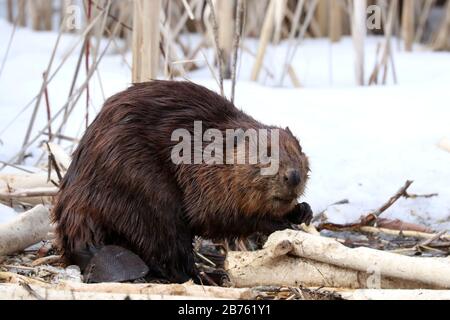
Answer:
[235,127,310,218]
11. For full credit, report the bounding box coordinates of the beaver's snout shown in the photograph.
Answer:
[284,168,301,187]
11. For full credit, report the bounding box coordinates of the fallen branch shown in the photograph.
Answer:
[361,180,413,225]
[0,205,52,257]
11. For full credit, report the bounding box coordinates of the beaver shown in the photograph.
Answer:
[52,80,312,283]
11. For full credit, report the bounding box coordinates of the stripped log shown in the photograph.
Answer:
[0,205,52,257]
[226,238,443,289]
[0,173,59,206]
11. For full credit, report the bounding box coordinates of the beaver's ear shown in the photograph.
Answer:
[285,126,293,135]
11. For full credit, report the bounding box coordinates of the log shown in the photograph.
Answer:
[0,172,58,190]
[0,284,224,300]
[226,242,441,289]
[0,205,52,257]
[265,230,450,288]
[0,275,256,300]
[0,173,59,206]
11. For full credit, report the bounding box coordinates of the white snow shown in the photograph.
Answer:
[0,19,449,230]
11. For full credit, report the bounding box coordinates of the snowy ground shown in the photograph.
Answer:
[0,19,449,230]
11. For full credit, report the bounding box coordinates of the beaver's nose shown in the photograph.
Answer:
[284,169,301,187]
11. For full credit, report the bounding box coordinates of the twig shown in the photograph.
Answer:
[45,142,63,183]
[0,161,35,174]
[42,73,53,141]
[3,8,116,169]
[19,282,45,300]
[404,192,438,199]
[20,25,65,163]
[0,187,59,199]
[361,180,414,225]
[418,230,448,247]
[200,50,221,91]
[0,16,18,81]
[85,0,93,130]
[199,272,218,286]
[181,0,195,20]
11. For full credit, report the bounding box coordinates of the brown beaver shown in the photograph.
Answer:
[52,80,312,283]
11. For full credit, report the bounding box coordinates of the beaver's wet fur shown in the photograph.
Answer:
[53,81,311,283]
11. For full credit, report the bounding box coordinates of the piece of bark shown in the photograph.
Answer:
[376,218,433,233]
[0,205,52,257]
[265,230,450,288]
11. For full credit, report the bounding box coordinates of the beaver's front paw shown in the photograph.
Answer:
[286,202,313,225]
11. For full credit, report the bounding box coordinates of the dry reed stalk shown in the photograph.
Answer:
[351,0,367,85]
[218,0,235,78]
[280,0,318,86]
[315,0,328,36]
[206,0,225,96]
[5,11,119,169]
[231,0,244,104]
[329,0,343,42]
[132,0,161,83]
[273,0,288,44]
[0,16,18,81]
[85,0,93,128]
[250,0,276,82]
[369,0,398,85]
[402,0,415,51]
[17,0,27,27]
[7,0,13,22]
[415,0,436,43]
[432,0,450,51]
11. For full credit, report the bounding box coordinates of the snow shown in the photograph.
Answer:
[0,19,449,230]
